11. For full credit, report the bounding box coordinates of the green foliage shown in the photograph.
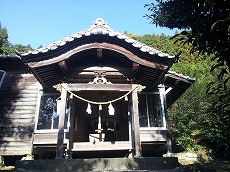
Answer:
[169,59,212,152]
[145,0,230,101]
[0,22,33,56]
[145,0,230,97]
[135,33,177,55]
[145,0,230,67]
[145,0,230,157]
[130,32,229,156]
[204,64,230,157]
[0,22,10,55]
[11,44,33,54]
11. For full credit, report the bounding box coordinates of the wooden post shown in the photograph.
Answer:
[166,132,172,153]
[55,86,67,159]
[160,85,172,153]
[128,94,134,157]
[66,99,75,159]
[131,85,142,157]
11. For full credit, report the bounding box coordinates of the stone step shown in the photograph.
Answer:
[15,157,180,172]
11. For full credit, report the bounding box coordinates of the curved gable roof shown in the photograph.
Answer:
[18,18,180,89]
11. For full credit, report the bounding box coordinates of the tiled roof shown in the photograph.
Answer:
[20,18,175,59]
[164,71,195,107]
[167,71,195,83]
[0,55,20,59]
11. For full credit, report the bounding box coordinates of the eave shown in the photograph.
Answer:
[164,71,195,107]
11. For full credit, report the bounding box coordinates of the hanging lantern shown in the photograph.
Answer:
[108,103,115,115]
[86,103,92,114]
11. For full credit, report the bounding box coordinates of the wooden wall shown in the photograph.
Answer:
[0,59,40,156]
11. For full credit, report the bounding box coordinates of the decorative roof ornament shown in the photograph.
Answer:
[88,18,116,35]
[92,18,108,28]
[88,71,112,84]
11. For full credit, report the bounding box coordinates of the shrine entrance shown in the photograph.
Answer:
[55,82,143,159]
[73,91,129,143]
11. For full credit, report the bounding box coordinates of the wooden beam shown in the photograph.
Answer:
[58,60,68,73]
[72,141,131,151]
[62,83,134,91]
[55,86,67,159]
[28,43,168,70]
[131,85,142,157]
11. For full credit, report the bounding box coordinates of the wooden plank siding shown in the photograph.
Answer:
[33,133,68,145]
[0,71,40,156]
[140,130,167,142]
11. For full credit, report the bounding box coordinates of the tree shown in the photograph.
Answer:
[145,0,230,68]
[145,0,229,96]
[0,22,10,55]
[145,0,230,157]
[126,32,210,150]
[11,44,33,54]
[0,22,33,55]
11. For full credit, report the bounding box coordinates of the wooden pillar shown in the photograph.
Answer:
[128,94,134,156]
[131,85,142,157]
[55,86,67,159]
[160,85,172,153]
[66,99,75,159]
[166,131,172,153]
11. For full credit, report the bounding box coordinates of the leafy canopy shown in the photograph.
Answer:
[144,0,230,157]
[145,0,230,67]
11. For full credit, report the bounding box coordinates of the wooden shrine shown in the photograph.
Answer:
[0,18,195,159]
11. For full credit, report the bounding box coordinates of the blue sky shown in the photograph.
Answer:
[0,0,176,49]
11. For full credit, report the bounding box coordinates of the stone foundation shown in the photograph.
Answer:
[164,152,212,165]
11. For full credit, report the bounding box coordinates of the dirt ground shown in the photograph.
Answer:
[182,161,230,172]
[201,161,230,172]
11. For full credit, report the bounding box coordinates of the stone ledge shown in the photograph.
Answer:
[163,152,212,165]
